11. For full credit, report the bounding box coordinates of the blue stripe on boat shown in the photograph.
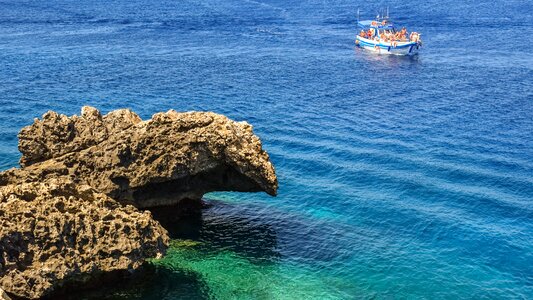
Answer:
[356,38,417,49]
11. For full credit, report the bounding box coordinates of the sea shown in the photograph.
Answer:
[0,0,532,299]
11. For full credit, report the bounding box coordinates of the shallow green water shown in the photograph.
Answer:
[154,240,347,300]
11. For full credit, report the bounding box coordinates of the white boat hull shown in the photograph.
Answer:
[355,36,421,56]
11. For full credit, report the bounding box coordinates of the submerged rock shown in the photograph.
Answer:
[0,178,168,299]
[9,106,278,208]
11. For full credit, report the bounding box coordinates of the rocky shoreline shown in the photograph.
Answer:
[0,107,277,299]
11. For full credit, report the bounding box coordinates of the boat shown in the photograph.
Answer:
[355,18,422,56]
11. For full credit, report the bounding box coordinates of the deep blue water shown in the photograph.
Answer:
[1,0,533,298]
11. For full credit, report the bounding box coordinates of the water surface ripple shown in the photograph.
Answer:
[0,0,532,298]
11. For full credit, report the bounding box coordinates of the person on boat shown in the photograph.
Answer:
[394,31,400,40]
[359,30,367,38]
[410,31,420,42]
[385,31,394,41]
[394,29,403,41]
[399,27,408,41]
[367,29,374,38]
[390,34,398,47]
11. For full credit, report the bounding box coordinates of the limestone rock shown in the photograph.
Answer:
[0,288,11,300]
[18,107,141,167]
[0,178,169,299]
[0,106,278,298]
[9,106,278,208]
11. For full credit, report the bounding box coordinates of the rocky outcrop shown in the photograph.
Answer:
[0,178,168,299]
[7,107,278,208]
[18,106,142,168]
[0,288,11,300]
[0,106,278,299]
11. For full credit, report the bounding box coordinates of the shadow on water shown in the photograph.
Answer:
[56,266,210,300]
[60,198,280,299]
[153,198,280,263]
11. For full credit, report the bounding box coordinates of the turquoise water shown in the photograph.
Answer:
[0,0,532,298]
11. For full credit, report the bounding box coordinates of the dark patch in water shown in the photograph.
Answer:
[53,264,210,300]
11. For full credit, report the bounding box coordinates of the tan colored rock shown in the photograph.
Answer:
[0,178,169,299]
[8,106,278,208]
[18,107,141,167]
[0,288,12,300]
[0,106,277,298]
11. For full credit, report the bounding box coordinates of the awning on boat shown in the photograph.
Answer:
[357,20,395,29]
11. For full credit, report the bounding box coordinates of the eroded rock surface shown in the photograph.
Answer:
[0,178,168,299]
[18,106,142,168]
[0,288,11,300]
[0,106,278,298]
[8,106,278,208]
